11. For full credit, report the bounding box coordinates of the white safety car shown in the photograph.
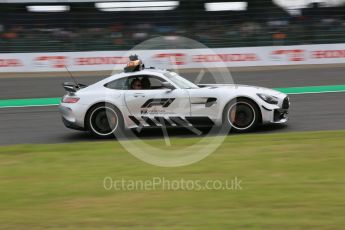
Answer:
[59,60,289,137]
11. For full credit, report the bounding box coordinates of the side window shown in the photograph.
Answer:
[104,75,169,90]
[132,75,167,90]
[148,77,165,89]
[104,77,128,90]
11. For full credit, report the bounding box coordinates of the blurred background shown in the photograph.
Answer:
[1,0,345,53]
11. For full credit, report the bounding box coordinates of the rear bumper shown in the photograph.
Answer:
[59,104,87,131]
[62,117,86,131]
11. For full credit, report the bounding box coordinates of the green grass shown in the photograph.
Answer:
[1,131,345,229]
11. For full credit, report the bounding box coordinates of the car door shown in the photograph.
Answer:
[124,75,191,127]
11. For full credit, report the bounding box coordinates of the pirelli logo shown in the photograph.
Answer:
[141,98,175,108]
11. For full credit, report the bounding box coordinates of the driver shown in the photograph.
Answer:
[130,78,142,90]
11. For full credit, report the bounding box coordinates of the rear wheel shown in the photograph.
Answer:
[223,98,260,133]
[86,104,123,138]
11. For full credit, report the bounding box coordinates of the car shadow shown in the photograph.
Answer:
[62,124,288,143]
[254,123,289,133]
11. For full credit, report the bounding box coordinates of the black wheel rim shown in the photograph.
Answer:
[90,107,118,135]
[229,103,255,129]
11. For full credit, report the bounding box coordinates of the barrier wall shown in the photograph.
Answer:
[0,43,345,72]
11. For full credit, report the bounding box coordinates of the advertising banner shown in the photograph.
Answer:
[1,43,345,73]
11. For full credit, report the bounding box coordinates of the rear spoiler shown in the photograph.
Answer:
[63,82,87,93]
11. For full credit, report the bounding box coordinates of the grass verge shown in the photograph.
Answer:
[0,130,345,229]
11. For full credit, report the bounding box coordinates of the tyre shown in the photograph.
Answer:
[223,98,260,133]
[86,103,124,138]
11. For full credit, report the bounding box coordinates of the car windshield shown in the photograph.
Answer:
[163,72,199,89]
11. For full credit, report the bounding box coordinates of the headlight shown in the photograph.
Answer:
[257,93,278,104]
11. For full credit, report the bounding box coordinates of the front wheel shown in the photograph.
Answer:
[223,98,260,133]
[86,104,123,138]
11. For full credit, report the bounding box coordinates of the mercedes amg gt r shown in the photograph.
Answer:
[59,67,289,137]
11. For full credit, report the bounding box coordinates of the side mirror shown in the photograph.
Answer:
[162,82,175,90]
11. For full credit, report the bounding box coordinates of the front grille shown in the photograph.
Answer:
[282,97,290,109]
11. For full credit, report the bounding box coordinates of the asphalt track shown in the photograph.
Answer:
[1,67,345,146]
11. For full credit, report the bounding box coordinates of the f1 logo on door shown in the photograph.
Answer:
[125,90,189,118]
[141,98,176,108]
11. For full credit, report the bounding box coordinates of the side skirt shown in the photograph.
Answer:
[128,116,215,128]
